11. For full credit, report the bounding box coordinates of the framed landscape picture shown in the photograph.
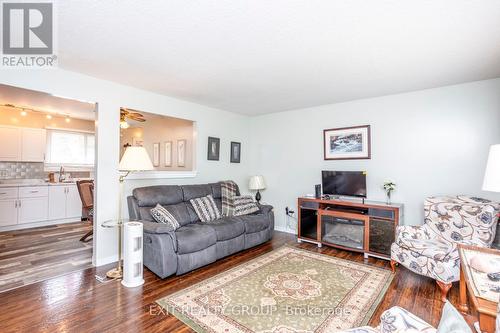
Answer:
[323,125,371,160]
[230,141,241,163]
[207,137,220,161]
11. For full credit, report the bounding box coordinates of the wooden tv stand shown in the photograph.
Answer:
[297,197,403,260]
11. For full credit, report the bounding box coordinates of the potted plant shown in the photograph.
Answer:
[383,181,396,205]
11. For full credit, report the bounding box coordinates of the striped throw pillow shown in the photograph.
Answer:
[150,204,181,231]
[233,195,260,216]
[190,194,222,222]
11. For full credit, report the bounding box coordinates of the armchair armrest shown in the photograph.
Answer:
[140,220,178,252]
[396,225,433,241]
[257,203,273,215]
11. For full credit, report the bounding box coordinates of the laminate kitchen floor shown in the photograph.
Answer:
[0,221,93,293]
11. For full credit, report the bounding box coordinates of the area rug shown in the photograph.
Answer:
[156,246,394,333]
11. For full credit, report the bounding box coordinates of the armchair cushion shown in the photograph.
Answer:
[391,242,459,284]
[395,236,455,262]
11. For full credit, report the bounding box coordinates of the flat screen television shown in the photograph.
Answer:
[322,171,367,198]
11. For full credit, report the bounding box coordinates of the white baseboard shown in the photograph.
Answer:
[274,225,296,235]
[0,217,82,232]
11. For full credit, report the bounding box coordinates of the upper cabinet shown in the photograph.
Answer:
[21,128,46,162]
[0,126,46,162]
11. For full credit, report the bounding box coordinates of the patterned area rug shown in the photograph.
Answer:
[157,246,393,333]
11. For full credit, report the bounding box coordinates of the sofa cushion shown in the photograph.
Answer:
[238,214,270,233]
[182,184,212,201]
[175,223,217,254]
[210,183,222,199]
[233,195,260,216]
[205,217,245,241]
[133,185,183,207]
[190,195,222,222]
[161,202,192,226]
[150,204,181,231]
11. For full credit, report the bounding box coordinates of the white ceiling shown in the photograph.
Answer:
[58,1,500,115]
[0,84,96,120]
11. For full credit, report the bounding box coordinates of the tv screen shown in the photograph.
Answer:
[322,171,367,198]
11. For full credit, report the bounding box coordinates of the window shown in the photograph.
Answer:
[45,129,95,167]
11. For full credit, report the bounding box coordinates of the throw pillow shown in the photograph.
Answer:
[190,194,222,222]
[150,204,181,231]
[233,195,260,216]
[436,301,472,333]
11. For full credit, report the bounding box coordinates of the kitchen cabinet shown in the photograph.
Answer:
[0,127,22,161]
[0,126,46,162]
[49,185,82,220]
[0,199,18,227]
[19,197,49,224]
[66,185,82,218]
[0,186,49,226]
[21,128,46,162]
[18,186,49,224]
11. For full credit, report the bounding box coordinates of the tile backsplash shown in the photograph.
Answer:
[0,162,45,179]
[0,162,92,180]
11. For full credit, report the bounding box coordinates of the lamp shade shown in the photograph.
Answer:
[119,146,154,171]
[249,175,266,190]
[483,144,500,192]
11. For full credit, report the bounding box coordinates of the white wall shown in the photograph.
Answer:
[2,68,499,264]
[249,79,500,233]
[0,68,251,266]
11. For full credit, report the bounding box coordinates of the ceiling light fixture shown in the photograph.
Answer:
[120,120,130,129]
[46,114,52,120]
[20,109,27,116]
[65,115,71,123]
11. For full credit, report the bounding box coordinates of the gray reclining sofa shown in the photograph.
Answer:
[127,182,274,278]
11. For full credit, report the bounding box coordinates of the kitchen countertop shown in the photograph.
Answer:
[0,179,92,188]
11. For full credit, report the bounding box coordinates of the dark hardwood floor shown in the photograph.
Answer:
[0,231,474,332]
[0,221,93,293]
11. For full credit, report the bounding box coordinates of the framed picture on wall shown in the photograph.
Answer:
[177,139,186,167]
[164,141,172,167]
[230,141,241,163]
[323,125,371,160]
[153,142,160,167]
[207,137,220,161]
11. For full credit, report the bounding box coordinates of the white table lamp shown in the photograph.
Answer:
[249,175,266,203]
[106,146,153,280]
[483,144,500,192]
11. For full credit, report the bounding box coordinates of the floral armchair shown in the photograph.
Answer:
[340,306,436,333]
[391,196,500,301]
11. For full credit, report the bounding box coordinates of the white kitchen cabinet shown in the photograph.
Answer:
[66,185,82,218]
[0,126,46,162]
[0,127,22,161]
[19,197,49,224]
[49,185,82,220]
[0,199,18,227]
[21,128,46,162]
